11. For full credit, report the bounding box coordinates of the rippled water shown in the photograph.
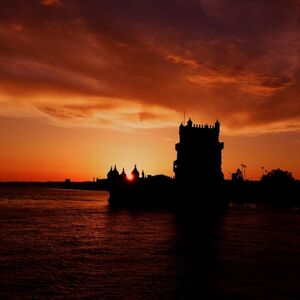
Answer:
[0,187,300,299]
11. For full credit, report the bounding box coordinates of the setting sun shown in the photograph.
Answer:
[127,174,134,181]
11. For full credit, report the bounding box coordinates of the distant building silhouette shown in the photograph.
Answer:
[231,168,243,182]
[107,164,141,184]
[173,119,224,184]
[120,168,127,181]
[131,164,140,181]
[107,167,113,180]
[107,165,120,181]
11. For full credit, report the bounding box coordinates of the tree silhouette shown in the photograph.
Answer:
[261,168,295,185]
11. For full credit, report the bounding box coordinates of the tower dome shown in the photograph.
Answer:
[113,165,119,176]
[131,164,140,181]
[107,167,113,180]
[121,168,127,180]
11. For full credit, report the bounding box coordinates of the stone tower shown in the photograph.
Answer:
[173,118,224,184]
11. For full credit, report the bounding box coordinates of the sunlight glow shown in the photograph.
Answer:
[127,174,134,181]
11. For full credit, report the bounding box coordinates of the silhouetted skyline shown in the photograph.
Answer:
[103,119,299,209]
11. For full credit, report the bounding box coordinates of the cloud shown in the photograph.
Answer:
[187,72,293,96]
[33,95,179,130]
[0,0,300,134]
[41,0,62,6]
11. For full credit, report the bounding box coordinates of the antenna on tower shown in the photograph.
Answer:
[183,111,186,125]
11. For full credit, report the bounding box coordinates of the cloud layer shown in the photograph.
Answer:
[1,0,300,133]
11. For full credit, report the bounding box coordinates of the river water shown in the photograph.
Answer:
[0,187,300,299]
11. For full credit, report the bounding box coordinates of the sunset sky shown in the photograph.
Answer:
[1,0,300,181]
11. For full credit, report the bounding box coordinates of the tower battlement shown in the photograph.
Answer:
[190,124,216,128]
[182,118,219,130]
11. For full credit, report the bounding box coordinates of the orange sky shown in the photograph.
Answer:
[0,0,300,181]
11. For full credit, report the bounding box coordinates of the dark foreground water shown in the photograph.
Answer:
[0,187,300,299]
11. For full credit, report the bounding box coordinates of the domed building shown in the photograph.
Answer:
[107,165,120,181]
[107,167,113,181]
[131,164,140,181]
[120,168,127,181]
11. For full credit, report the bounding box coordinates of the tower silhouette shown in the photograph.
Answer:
[173,119,224,185]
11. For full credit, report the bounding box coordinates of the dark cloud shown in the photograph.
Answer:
[41,0,62,6]
[0,0,300,132]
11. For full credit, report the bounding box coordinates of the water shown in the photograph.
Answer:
[0,187,300,299]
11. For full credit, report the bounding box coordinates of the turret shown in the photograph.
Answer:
[215,119,220,132]
[113,165,119,176]
[107,165,120,185]
[121,168,127,181]
[107,167,113,180]
[131,164,140,181]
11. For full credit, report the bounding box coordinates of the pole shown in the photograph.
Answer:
[241,163,246,180]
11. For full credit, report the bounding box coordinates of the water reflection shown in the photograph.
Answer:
[0,188,300,299]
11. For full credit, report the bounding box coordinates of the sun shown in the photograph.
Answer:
[127,174,134,181]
